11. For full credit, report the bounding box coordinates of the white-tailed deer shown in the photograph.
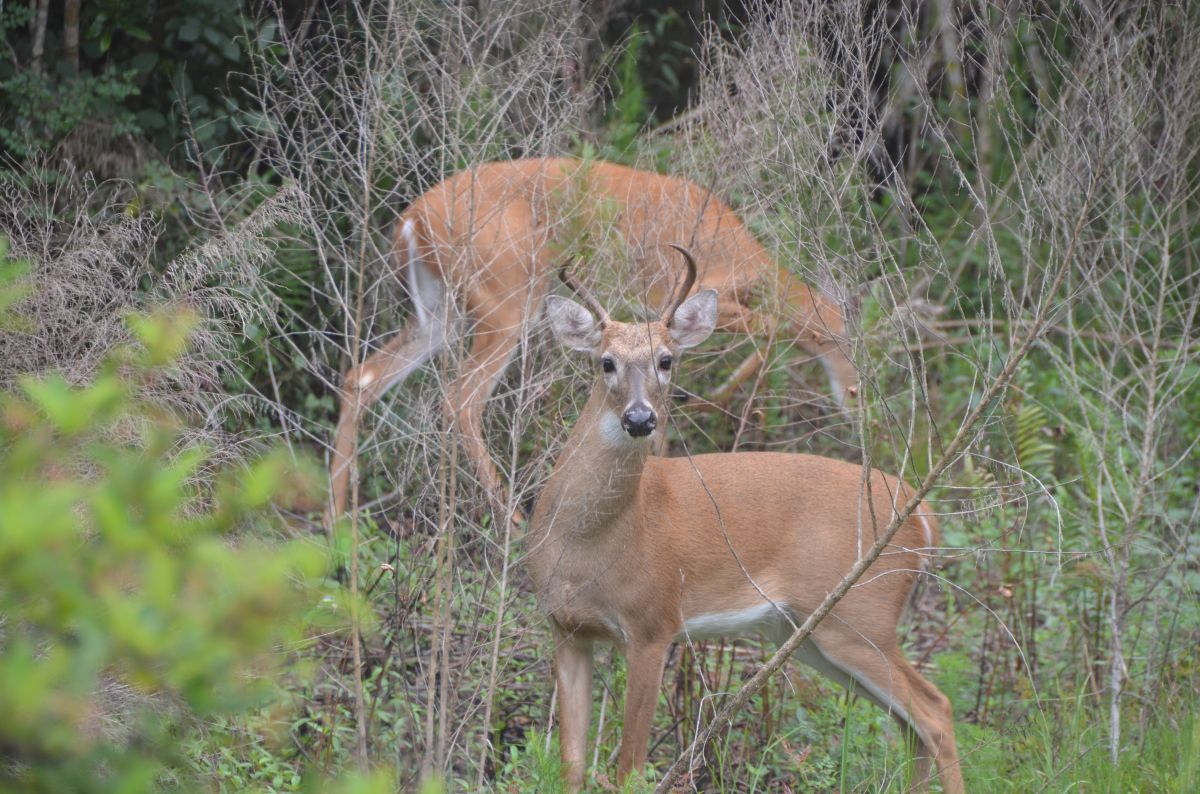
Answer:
[329,158,858,523]
[528,247,962,792]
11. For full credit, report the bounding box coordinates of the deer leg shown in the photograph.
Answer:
[554,632,594,792]
[902,719,935,794]
[899,660,961,794]
[444,304,527,522]
[616,641,671,785]
[678,297,773,413]
[327,316,449,527]
[778,278,859,406]
[810,629,963,794]
[710,278,858,408]
[704,348,766,408]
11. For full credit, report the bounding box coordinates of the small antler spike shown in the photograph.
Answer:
[662,244,697,327]
[559,262,610,327]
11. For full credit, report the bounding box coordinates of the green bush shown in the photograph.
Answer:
[0,67,141,159]
[0,304,326,791]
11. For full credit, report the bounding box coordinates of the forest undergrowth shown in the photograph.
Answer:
[1,1,1197,792]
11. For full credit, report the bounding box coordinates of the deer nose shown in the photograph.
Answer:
[622,404,657,437]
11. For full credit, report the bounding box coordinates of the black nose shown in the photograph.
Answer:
[622,405,657,437]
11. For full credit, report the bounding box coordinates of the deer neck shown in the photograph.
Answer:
[534,385,653,543]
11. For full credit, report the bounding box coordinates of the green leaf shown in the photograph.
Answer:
[135,109,166,131]
[0,246,32,328]
[128,309,197,366]
[130,51,159,74]
[178,18,201,43]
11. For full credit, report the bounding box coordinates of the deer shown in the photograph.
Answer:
[527,245,963,793]
[328,158,858,525]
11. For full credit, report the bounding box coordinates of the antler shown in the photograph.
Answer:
[662,243,697,327]
[559,262,610,327]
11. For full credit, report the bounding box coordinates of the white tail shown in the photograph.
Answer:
[528,248,962,793]
[327,157,859,524]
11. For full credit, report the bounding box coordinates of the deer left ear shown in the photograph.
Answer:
[669,289,718,349]
[546,295,602,352]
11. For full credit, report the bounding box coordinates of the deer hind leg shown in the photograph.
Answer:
[327,298,450,525]
[443,293,531,521]
[808,627,963,794]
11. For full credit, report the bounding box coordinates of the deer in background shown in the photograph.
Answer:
[528,246,962,792]
[328,158,858,524]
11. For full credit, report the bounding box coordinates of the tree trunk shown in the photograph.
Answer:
[30,0,51,75]
[64,0,82,76]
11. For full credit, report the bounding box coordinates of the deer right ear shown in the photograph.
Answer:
[669,289,718,349]
[546,295,602,352]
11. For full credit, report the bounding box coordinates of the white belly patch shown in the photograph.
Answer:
[679,602,796,643]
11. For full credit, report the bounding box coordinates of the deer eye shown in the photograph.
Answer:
[602,356,616,374]
[658,354,673,371]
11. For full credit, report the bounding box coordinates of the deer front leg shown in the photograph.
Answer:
[679,296,772,413]
[554,633,594,791]
[778,279,859,406]
[616,641,671,785]
[704,348,766,408]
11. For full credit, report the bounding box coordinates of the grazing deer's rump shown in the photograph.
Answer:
[327,158,857,525]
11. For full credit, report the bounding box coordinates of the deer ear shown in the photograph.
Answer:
[669,289,718,349]
[546,295,602,352]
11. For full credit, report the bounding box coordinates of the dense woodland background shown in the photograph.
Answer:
[2,1,1198,791]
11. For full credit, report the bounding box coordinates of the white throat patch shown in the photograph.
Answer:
[598,411,653,448]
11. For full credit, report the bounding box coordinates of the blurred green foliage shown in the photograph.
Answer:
[0,237,32,330]
[0,257,330,789]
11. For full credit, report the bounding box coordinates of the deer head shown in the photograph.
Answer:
[546,245,718,441]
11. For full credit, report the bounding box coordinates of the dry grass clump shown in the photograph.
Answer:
[1,170,303,453]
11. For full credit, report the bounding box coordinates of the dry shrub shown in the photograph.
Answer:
[0,165,303,468]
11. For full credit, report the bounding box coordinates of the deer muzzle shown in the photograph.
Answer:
[621,403,657,437]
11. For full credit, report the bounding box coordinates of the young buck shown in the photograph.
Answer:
[328,158,857,524]
[528,246,962,792]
